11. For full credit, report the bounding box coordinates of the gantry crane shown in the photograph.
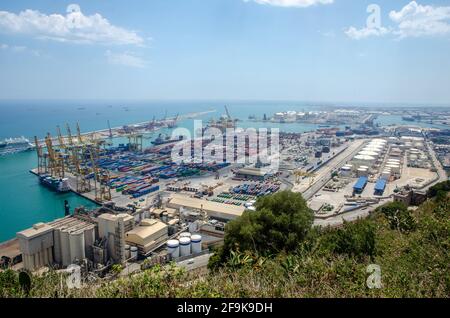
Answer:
[89,147,111,202]
[45,133,65,178]
[34,136,47,175]
[126,133,143,153]
[293,170,316,187]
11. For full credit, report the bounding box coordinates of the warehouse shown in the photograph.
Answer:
[234,167,273,181]
[374,179,387,196]
[353,176,368,194]
[168,194,245,222]
[125,219,168,255]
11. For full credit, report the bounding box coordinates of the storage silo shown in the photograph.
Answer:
[386,163,400,173]
[179,232,191,239]
[191,235,202,254]
[69,230,85,264]
[357,167,368,177]
[381,169,391,180]
[167,239,180,259]
[353,155,376,167]
[130,246,138,260]
[340,165,352,177]
[60,229,71,267]
[124,245,131,259]
[179,237,191,257]
[358,150,379,157]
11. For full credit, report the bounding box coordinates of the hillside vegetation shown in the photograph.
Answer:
[1,182,449,298]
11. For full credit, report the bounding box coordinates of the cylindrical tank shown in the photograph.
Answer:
[69,230,85,264]
[357,168,368,177]
[191,235,202,254]
[60,229,71,267]
[130,246,138,260]
[167,239,180,259]
[358,150,379,157]
[340,165,351,177]
[125,245,131,259]
[188,222,198,233]
[179,237,191,257]
[381,170,391,180]
[386,164,400,173]
[179,232,191,239]
[161,212,169,223]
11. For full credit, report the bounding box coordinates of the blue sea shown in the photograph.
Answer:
[0,100,448,242]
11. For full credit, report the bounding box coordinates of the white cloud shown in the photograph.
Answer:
[345,1,450,40]
[243,0,333,8]
[389,1,450,38]
[105,50,147,68]
[0,43,39,55]
[0,4,144,45]
[345,26,390,40]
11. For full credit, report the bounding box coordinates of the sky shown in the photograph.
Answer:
[0,0,450,104]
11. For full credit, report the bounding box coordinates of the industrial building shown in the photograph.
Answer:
[353,177,368,194]
[374,179,387,196]
[125,219,168,255]
[97,213,134,264]
[17,223,54,271]
[17,216,97,271]
[234,167,273,181]
[168,194,245,222]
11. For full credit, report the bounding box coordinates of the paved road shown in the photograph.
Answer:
[177,253,212,271]
[314,139,448,228]
[301,139,366,200]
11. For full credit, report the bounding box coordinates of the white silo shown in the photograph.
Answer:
[357,167,368,177]
[386,163,400,173]
[125,245,131,259]
[69,230,85,264]
[353,155,376,167]
[340,165,352,177]
[179,232,191,239]
[60,229,71,267]
[179,237,191,257]
[191,235,202,254]
[167,239,180,259]
[381,170,391,180]
[358,150,379,157]
[130,246,138,260]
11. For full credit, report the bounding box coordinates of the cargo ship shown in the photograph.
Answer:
[151,133,183,146]
[0,136,35,155]
[39,175,71,193]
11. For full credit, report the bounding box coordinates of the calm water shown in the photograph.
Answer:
[0,100,448,242]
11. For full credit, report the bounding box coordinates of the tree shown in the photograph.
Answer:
[378,201,416,233]
[320,219,377,259]
[209,191,314,268]
[427,180,450,198]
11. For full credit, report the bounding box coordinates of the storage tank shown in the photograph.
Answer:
[179,232,191,239]
[386,164,400,173]
[124,245,131,259]
[357,168,368,177]
[167,239,180,259]
[358,150,379,157]
[340,165,352,177]
[353,155,376,167]
[69,230,85,264]
[130,246,138,260]
[179,237,191,257]
[191,235,202,254]
[60,229,71,267]
[381,170,391,180]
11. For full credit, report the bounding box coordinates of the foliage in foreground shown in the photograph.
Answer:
[1,185,449,298]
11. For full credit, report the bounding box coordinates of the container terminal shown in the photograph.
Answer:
[1,108,448,279]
